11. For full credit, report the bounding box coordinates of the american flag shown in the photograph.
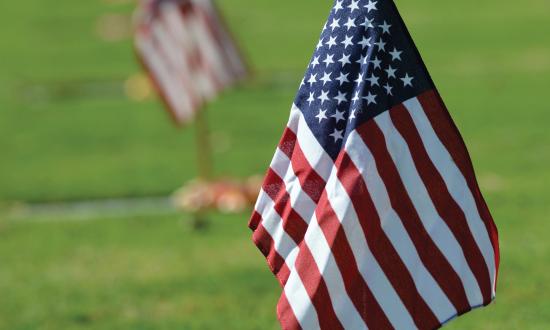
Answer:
[134,0,247,124]
[249,1,500,329]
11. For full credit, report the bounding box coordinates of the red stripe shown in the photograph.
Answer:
[251,215,290,286]
[279,127,298,159]
[417,90,500,288]
[158,11,202,109]
[184,5,224,92]
[289,143,325,204]
[263,169,309,246]
[293,244,344,330]
[194,3,241,78]
[277,293,302,330]
[314,186,394,329]
[248,210,262,231]
[390,103,493,304]
[356,120,471,312]
[334,152,439,329]
[141,25,199,123]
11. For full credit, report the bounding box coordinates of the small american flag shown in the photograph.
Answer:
[134,0,247,124]
[249,1,499,329]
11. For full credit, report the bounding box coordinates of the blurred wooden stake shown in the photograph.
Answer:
[194,108,213,181]
[192,108,213,230]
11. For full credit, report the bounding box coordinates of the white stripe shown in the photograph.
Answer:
[270,148,316,225]
[374,112,484,306]
[255,190,299,268]
[303,214,367,329]
[403,97,497,295]
[346,131,457,322]
[201,0,248,78]
[283,270,321,330]
[322,163,417,329]
[135,32,194,122]
[255,179,319,329]
[291,105,334,181]
[273,111,366,328]
[185,14,219,100]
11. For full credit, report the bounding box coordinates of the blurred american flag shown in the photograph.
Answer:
[134,0,248,124]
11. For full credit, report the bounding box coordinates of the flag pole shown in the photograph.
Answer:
[191,107,213,230]
[194,107,213,181]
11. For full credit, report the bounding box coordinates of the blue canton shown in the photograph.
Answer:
[294,0,434,160]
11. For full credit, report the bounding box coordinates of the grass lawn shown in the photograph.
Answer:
[1,0,549,328]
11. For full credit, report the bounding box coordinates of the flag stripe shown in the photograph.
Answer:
[314,181,397,329]
[255,124,345,328]
[341,133,468,321]
[331,149,439,328]
[262,169,309,245]
[403,96,497,297]
[283,270,321,330]
[160,7,205,104]
[251,218,291,284]
[355,118,476,310]
[390,102,493,304]
[417,91,500,292]
[320,167,418,329]
[138,26,195,121]
[371,111,485,306]
[292,238,345,330]
[291,105,335,182]
[254,191,299,277]
[277,293,303,330]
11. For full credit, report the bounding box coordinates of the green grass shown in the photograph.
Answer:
[1,0,550,328]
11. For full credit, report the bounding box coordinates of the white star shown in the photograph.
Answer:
[401,73,414,87]
[329,18,341,31]
[330,129,344,142]
[311,56,320,68]
[316,109,328,123]
[300,78,305,88]
[326,36,338,49]
[331,110,346,123]
[370,56,382,69]
[335,72,350,85]
[363,91,377,105]
[320,71,332,85]
[366,74,379,86]
[334,91,348,104]
[352,91,360,103]
[344,17,356,30]
[360,17,375,29]
[338,53,351,66]
[379,20,392,34]
[318,90,330,105]
[358,37,372,49]
[384,83,393,95]
[385,65,397,79]
[375,38,386,52]
[365,0,378,13]
[356,54,368,65]
[349,109,357,122]
[355,73,364,84]
[316,38,324,50]
[348,0,360,12]
[307,92,315,105]
[323,54,335,66]
[390,47,403,61]
[334,0,344,13]
[307,73,317,86]
[341,35,354,48]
